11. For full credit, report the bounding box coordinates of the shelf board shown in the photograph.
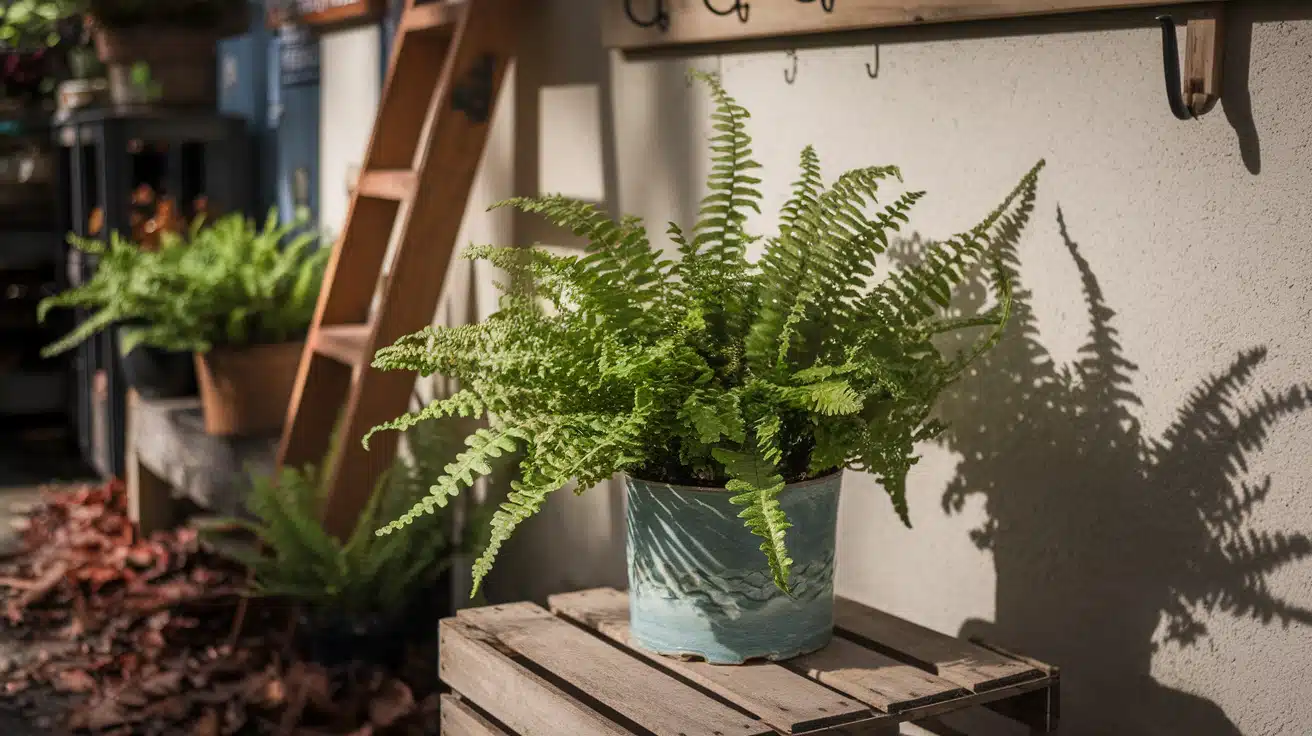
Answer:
[603,0,1227,51]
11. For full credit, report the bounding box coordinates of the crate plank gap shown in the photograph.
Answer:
[439,587,1059,735]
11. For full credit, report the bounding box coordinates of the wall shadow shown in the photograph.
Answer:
[894,203,1312,734]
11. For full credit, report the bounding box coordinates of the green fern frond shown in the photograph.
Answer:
[362,389,486,449]
[378,426,520,536]
[713,448,792,593]
[363,72,1042,596]
[37,208,327,357]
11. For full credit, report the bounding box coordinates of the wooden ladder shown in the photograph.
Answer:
[278,0,518,538]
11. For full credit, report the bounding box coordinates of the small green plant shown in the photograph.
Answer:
[1,0,246,49]
[366,72,1042,596]
[0,1,73,48]
[38,209,328,357]
[126,59,158,100]
[216,418,491,617]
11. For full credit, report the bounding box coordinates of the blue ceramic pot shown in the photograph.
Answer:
[625,472,843,664]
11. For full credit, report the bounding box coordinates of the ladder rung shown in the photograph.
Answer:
[356,170,417,201]
[313,324,372,366]
[405,1,463,34]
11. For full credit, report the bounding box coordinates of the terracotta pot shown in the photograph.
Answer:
[194,342,304,437]
[93,27,220,107]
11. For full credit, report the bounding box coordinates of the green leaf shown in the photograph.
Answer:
[713,448,793,594]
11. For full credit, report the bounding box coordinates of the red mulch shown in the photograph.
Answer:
[0,480,440,735]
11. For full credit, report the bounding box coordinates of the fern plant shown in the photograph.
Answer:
[366,72,1043,596]
[38,209,328,357]
[0,1,74,48]
[215,417,490,617]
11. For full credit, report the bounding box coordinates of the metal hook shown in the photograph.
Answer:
[784,50,798,84]
[866,45,879,78]
[796,0,836,10]
[1156,15,1193,120]
[704,0,749,23]
[625,0,669,30]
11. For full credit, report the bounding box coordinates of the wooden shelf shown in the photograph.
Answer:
[604,0,1226,51]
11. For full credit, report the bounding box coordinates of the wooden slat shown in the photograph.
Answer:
[459,602,772,736]
[406,0,463,33]
[791,637,968,714]
[368,13,453,170]
[833,598,1042,693]
[440,619,631,736]
[550,588,872,734]
[312,324,371,366]
[440,694,511,736]
[356,169,417,201]
[602,0,1227,51]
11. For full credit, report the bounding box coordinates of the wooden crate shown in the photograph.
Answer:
[439,587,1058,735]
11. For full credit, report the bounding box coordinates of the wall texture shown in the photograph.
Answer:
[324,1,1312,732]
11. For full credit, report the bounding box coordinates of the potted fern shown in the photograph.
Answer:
[39,210,327,433]
[210,418,491,667]
[365,74,1043,664]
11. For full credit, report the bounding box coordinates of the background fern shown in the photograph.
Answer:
[38,209,327,357]
[368,72,1043,595]
[210,416,490,617]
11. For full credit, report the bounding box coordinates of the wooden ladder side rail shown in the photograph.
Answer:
[278,0,519,538]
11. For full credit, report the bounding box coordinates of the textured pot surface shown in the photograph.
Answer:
[194,342,303,437]
[625,472,842,664]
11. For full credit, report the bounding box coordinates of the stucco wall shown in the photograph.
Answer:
[323,1,1312,732]
[496,2,1312,734]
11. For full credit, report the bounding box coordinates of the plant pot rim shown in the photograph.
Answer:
[624,469,843,495]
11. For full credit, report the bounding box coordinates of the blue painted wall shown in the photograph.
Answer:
[216,3,397,229]
[272,26,321,226]
[216,1,275,214]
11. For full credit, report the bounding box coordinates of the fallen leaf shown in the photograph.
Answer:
[69,697,131,731]
[139,628,166,650]
[368,678,415,728]
[249,675,286,709]
[3,560,69,622]
[118,688,150,707]
[53,668,97,693]
[140,670,184,697]
[142,693,190,721]
[127,545,155,568]
[193,707,220,736]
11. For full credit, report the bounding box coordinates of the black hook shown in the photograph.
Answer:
[625,0,669,30]
[796,0,836,10]
[784,50,798,84]
[1157,15,1193,120]
[866,45,879,78]
[704,0,749,22]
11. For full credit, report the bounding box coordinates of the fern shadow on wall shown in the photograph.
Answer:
[901,207,1312,735]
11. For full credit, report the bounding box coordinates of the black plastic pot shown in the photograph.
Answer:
[296,570,454,668]
[116,327,198,400]
[297,609,406,669]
